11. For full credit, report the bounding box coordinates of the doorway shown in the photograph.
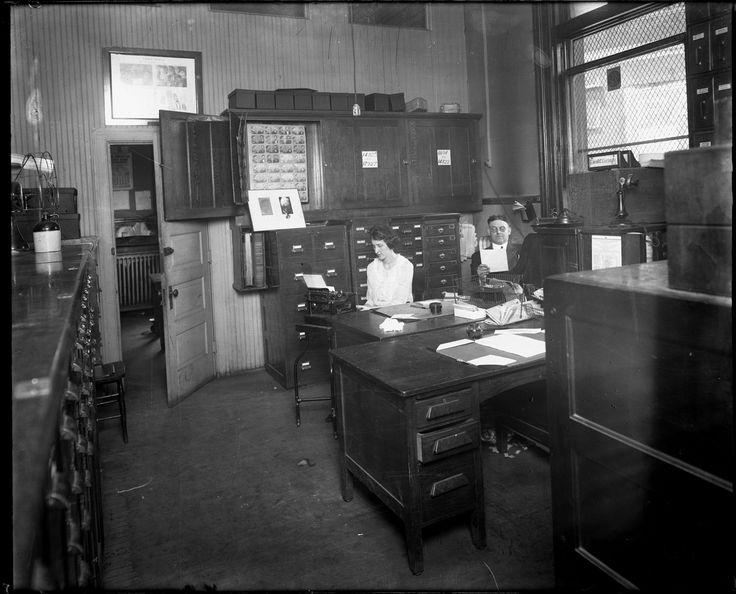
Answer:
[109,142,166,382]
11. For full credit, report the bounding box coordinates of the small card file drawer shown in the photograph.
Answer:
[415,387,474,429]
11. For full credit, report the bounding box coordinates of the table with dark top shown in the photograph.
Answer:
[329,319,546,575]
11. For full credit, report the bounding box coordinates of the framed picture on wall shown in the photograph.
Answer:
[104,47,202,125]
[247,188,306,231]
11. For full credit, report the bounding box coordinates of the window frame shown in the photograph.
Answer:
[533,2,687,215]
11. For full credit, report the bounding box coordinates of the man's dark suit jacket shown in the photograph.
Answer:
[470,242,522,277]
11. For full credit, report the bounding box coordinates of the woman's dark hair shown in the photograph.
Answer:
[369,224,401,251]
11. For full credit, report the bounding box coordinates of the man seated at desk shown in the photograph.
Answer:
[470,214,523,277]
[363,224,414,308]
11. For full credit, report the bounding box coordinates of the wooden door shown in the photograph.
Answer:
[159,115,217,406]
[322,118,408,209]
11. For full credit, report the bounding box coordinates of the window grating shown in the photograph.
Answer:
[572,3,686,65]
[566,3,689,170]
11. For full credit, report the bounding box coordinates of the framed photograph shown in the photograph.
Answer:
[104,48,202,125]
[247,188,306,231]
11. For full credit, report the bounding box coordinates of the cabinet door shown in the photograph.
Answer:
[322,118,409,209]
[160,110,242,220]
[407,118,480,210]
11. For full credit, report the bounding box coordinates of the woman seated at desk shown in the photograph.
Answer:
[363,224,414,308]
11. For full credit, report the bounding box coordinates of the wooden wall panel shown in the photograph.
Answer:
[9,3,471,375]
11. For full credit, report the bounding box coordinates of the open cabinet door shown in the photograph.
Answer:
[158,110,220,406]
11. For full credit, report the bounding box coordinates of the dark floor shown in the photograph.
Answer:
[98,310,555,591]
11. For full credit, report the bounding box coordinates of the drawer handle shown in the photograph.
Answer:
[325,269,337,277]
[437,227,445,233]
[298,331,307,340]
[413,224,421,229]
[296,302,307,312]
[294,272,304,281]
[433,431,473,455]
[359,282,367,288]
[415,263,423,268]
[358,267,367,273]
[438,252,446,259]
[300,361,312,371]
[323,242,335,250]
[426,398,464,420]
[439,265,446,272]
[356,226,366,232]
[357,239,366,246]
[438,238,445,245]
[440,279,448,285]
[291,244,303,253]
[430,473,469,498]
[414,236,422,241]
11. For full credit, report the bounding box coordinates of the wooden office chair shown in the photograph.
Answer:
[293,322,337,439]
[93,361,128,443]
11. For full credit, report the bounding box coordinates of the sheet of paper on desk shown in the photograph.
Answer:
[475,334,546,358]
[467,353,517,366]
[494,328,545,335]
[480,249,509,272]
[436,338,474,350]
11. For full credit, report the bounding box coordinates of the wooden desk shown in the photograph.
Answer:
[330,323,546,575]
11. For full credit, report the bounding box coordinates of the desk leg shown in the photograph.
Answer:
[471,452,487,549]
[405,519,424,575]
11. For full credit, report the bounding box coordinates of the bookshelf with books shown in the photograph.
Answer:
[230,217,269,292]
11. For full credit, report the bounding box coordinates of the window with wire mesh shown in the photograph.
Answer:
[566,3,688,171]
[350,3,428,29]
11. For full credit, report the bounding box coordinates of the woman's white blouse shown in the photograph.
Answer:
[365,254,414,307]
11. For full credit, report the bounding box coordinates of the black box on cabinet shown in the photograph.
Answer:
[228,89,257,109]
[274,92,295,110]
[313,92,331,111]
[365,93,390,111]
[256,92,276,109]
[293,92,313,110]
[389,93,406,112]
[21,187,77,213]
[330,93,350,112]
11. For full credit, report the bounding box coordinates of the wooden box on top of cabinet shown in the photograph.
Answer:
[261,222,351,388]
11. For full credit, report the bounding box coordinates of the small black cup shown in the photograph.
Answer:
[429,301,442,314]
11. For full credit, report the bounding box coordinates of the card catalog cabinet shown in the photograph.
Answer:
[686,3,732,147]
[422,214,461,299]
[262,223,351,388]
[13,241,104,590]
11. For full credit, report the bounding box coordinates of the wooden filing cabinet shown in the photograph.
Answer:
[390,215,425,300]
[332,339,487,575]
[13,240,105,589]
[546,261,733,591]
[262,222,351,388]
[422,214,460,298]
[348,216,389,306]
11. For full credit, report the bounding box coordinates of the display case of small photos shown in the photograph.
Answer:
[247,123,309,203]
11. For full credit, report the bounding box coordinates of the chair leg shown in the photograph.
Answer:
[293,338,311,427]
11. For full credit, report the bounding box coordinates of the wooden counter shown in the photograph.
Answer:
[12,238,103,588]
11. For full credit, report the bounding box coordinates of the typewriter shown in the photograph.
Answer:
[306,288,357,315]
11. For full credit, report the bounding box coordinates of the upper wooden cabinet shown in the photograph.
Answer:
[407,116,480,211]
[321,117,409,210]
[163,109,483,220]
[160,110,244,221]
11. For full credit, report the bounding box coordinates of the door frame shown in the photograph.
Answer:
[91,126,162,365]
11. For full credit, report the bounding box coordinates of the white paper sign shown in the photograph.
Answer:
[437,149,452,166]
[362,151,378,168]
[479,249,509,272]
[590,235,622,270]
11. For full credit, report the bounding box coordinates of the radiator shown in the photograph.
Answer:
[116,251,162,312]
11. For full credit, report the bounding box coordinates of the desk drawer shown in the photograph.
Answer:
[427,261,458,276]
[419,453,478,523]
[425,234,457,249]
[416,419,479,463]
[426,247,458,263]
[415,387,474,429]
[424,221,458,237]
